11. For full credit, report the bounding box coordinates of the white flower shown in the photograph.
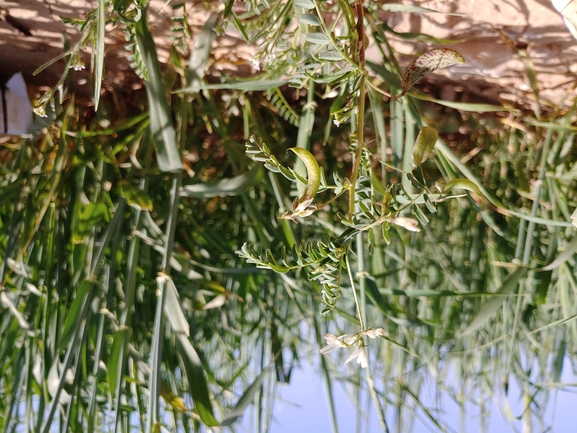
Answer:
[339,333,356,345]
[364,328,386,339]
[344,347,369,369]
[249,55,262,71]
[320,330,383,369]
[319,334,343,354]
[319,333,356,354]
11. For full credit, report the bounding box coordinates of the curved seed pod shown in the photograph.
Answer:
[284,147,321,219]
[288,147,320,202]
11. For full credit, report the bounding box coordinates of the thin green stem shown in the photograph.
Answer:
[366,367,390,432]
[315,187,350,210]
[346,251,365,331]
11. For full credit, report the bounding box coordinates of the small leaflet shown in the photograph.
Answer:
[318,50,343,61]
[306,32,330,44]
[294,0,315,9]
[299,13,321,26]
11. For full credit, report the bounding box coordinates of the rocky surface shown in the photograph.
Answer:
[377,0,577,108]
[1,0,576,108]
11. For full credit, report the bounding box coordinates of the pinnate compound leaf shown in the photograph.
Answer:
[399,48,464,97]
[134,10,183,172]
[412,126,438,168]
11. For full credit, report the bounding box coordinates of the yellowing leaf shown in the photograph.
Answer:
[160,382,187,412]
[399,48,465,97]
[73,202,109,243]
[412,126,438,168]
[120,181,153,211]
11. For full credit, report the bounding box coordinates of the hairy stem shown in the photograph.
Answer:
[348,0,367,220]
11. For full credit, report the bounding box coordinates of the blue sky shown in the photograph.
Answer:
[263,361,577,433]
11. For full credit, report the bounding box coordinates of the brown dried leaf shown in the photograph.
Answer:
[399,48,465,97]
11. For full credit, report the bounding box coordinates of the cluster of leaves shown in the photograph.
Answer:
[170,2,192,54]
[5,0,577,432]
[238,236,349,314]
[241,113,446,315]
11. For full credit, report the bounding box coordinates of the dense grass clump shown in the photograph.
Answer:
[1,1,577,432]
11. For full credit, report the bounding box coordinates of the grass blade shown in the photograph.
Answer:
[59,279,95,349]
[93,0,105,110]
[541,237,577,271]
[381,3,463,15]
[188,14,220,91]
[146,277,165,433]
[176,335,218,426]
[180,165,263,198]
[162,273,189,337]
[134,8,182,172]
[460,267,528,337]
[179,79,289,93]
[220,367,270,427]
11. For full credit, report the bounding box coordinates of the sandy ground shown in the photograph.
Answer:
[0,0,576,108]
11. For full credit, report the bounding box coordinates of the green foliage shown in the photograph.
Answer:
[170,3,192,54]
[237,238,347,314]
[266,88,300,126]
[124,19,149,80]
[4,0,577,432]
